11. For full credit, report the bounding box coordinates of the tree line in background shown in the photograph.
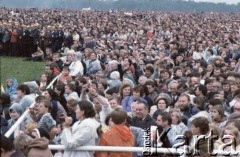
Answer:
[0,0,240,12]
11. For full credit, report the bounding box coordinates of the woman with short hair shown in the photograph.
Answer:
[152,97,170,120]
[61,100,100,157]
[121,85,150,113]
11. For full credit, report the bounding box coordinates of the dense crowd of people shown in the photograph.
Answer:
[1,8,240,157]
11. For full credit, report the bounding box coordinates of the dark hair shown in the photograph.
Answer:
[77,77,87,84]
[106,87,119,95]
[145,80,155,88]
[219,73,227,80]
[110,108,128,125]
[105,114,111,126]
[172,76,181,81]
[136,100,149,110]
[204,78,213,86]
[192,117,209,134]
[55,84,65,95]
[196,84,208,96]
[125,115,132,127]
[211,75,220,81]
[33,128,50,140]
[155,97,169,108]
[174,66,182,74]
[120,84,132,99]
[0,134,14,152]
[208,49,214,55]
[0,93,11,106]
[222,81,230,86]
[193,97,205,111]
[208,98,222,106]
[45,64,54,71]
[78,100,96,118]
[133,85,145,97]
[66,83,75,91]
[17,84,30,95]
[145,65,154,74]
[160,112,172,125]
[45,57,53,62]
[62,66,70,71]
[124,57,132,65]
[40,100,53,112]
[162,70,172,78]
[46,88,58,100]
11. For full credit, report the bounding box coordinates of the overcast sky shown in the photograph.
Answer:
[194,0,239,4]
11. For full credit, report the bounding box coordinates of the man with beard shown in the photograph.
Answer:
[177,94,199,119]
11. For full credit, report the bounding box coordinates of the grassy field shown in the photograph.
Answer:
[1,57,45,86]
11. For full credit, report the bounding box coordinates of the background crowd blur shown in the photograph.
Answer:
[1,8,240,157]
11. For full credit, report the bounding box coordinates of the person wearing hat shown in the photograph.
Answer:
[8,103,23,128]
[7,103,27,139]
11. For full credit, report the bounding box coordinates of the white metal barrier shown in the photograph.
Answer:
[48,145,239,156]
[49,145,143,152]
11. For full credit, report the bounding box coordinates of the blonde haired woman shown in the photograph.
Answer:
[214,125,240,157]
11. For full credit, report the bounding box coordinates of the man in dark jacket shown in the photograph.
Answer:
[177,94,199,119]
[131,100,157,130]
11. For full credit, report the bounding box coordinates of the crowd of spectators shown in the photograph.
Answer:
[1,8,240,157]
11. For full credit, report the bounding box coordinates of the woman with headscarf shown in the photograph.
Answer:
[8,103,26,138]
[5,78,18,101]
